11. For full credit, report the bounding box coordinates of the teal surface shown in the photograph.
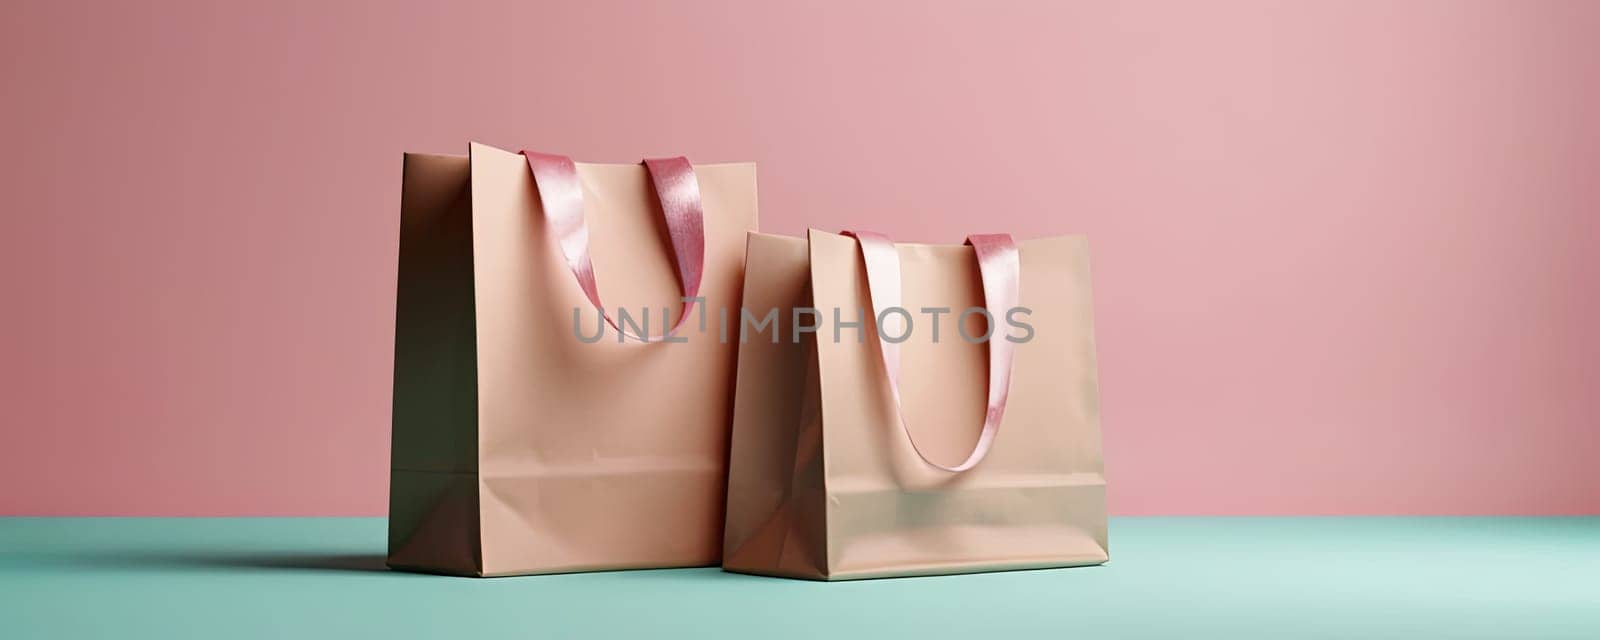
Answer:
[2,517,1597,638]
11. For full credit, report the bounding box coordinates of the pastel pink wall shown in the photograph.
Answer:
[2,0,1596,516]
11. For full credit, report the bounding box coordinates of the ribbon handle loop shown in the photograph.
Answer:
[521,151,707,343]
[843,231,1020,472]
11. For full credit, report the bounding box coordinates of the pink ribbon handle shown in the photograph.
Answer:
[844,231,1020,472]
[521,151,706,343]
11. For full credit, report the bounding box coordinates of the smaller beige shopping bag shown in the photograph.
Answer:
[723,230,1107,580]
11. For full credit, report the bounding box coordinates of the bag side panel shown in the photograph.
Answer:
[387,153,482,575]
[722,233,829,579]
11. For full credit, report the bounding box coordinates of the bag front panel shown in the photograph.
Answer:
[467,143,758,575]
[807,230,1107,579]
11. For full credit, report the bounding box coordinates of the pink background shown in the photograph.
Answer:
[2,0,1596,516]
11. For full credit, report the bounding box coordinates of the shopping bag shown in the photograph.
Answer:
[723,229,1106,579]
[387,143,758,576]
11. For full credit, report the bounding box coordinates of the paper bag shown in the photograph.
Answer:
[723,230,1106,580]
[387,143,758,576]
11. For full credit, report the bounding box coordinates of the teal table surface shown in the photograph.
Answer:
[2,517,1596,639]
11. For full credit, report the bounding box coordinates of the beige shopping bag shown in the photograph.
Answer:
[387,142,758,576]
[723,230,1106,580]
